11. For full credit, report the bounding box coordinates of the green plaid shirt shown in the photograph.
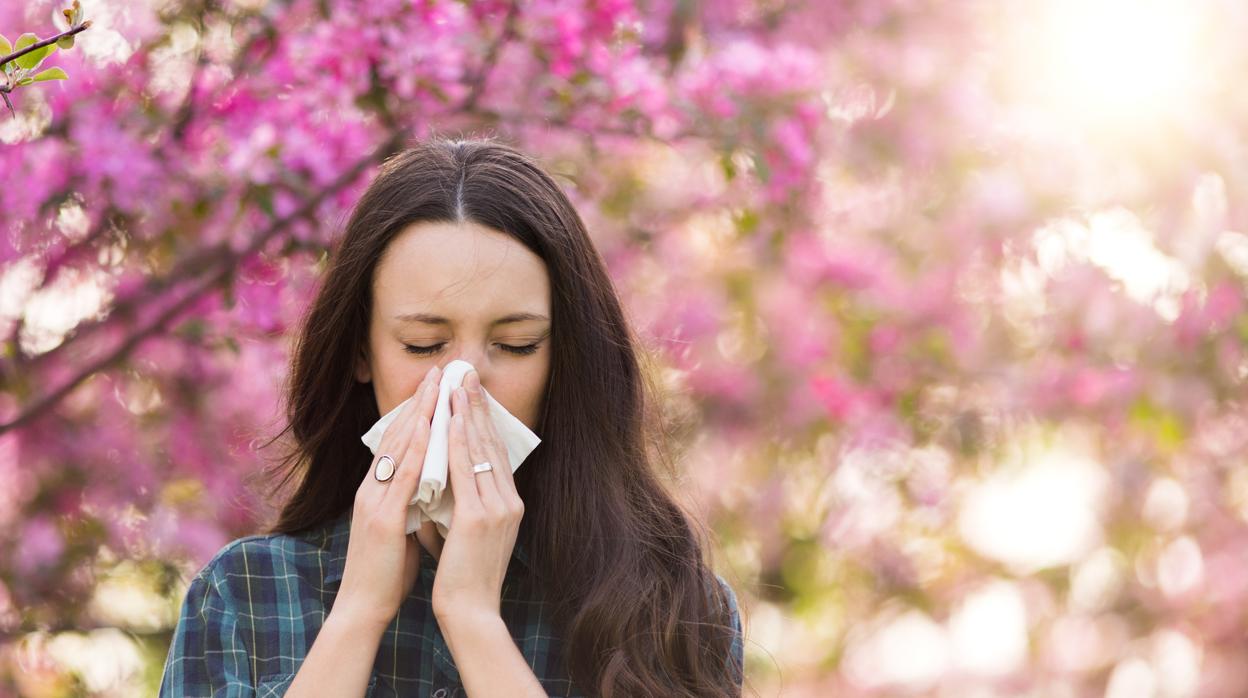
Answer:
[159,508,743,697]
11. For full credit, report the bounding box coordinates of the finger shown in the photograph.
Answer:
[463,373,502,465]
[370,399,417,484]
[474,385,519,501]
[457,385,504,512]
[384,372,441,511]
[371,373,434,477]
[447,411,484,520]
[465,378,515,502]
[360,382,427,505]
[378,371,434,456]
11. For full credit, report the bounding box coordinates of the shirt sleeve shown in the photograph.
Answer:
[159,562,256,698]
[715,573,745,689]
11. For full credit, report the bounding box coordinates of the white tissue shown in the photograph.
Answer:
[359,359,541,537]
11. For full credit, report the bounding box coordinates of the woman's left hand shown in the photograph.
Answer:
[430,369,525,621]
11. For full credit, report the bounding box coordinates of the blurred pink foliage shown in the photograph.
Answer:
[1,0,1247,695]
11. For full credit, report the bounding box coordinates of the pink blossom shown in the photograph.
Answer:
[14,517,63,577]
[811,374,874,422]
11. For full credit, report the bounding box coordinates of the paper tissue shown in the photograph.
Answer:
[360,359,541,536]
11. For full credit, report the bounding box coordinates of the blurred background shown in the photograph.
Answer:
[2,0,1246,695]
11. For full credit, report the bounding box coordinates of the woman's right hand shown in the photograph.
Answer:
[333,363,443,633]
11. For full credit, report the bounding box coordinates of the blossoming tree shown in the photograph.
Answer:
[2,0,1246,694]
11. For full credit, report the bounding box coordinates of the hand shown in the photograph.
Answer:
[430,369,525,621]
[334,363,444,633]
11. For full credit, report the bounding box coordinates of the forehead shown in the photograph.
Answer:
[373,220,550,318]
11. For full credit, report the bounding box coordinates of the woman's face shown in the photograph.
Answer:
[356,219,552,433]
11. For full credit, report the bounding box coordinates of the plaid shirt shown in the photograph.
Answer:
[159,508,744,697]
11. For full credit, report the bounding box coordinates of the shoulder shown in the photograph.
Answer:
[707,572,741,620]
[180,524,334,609]
[192,531,305,581]
[715,573,740,612]
[163,522,344,686]
[712,572,745,683]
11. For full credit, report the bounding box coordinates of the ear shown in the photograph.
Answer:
[355,344,372,383]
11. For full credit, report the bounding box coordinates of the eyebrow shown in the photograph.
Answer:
[393,311,551,326]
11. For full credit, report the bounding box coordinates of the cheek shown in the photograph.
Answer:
[373,352,428,414]
[485,370,545,420]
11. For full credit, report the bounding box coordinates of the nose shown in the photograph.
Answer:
[445,356,486,387]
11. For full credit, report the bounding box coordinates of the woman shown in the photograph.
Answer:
[159,137,745,697]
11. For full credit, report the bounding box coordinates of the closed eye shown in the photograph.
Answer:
[403,342,541,356]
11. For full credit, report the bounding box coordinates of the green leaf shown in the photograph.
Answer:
[13,34,59,70]
[15,76,33,86]
[17,43,57,70]
[13,33,36,52]
[63,0,83,27]
[31,66,67,82]
[57,35,75,50]
[0,33,11,55]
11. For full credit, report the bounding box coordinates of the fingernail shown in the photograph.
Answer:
[424,365,437,382]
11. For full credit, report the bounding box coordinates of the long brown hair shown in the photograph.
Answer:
[252,135,743,696]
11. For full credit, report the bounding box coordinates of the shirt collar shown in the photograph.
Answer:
[321,509,531,585]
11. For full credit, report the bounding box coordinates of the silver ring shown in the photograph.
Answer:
[375,454,396,482]
[472,461,493,474]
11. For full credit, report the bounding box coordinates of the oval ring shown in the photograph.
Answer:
[374,454,397,482]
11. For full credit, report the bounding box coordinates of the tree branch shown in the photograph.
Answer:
[460,0,520,112]
[7,2,339,378]
[475,107,708,143]
[0,131,407,436]
[2,206,126,368]
[0,22,92,82]
[12,0,290,315]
